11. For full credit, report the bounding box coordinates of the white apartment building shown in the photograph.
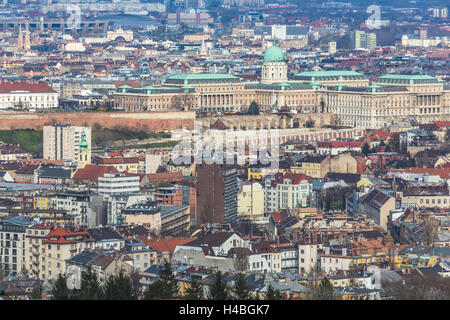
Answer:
[298,242,320,275]
[98,173,140,196]
[0,81,58,110]
[264,173,312,214]
[43,125,91,163]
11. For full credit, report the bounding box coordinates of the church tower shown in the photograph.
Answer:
[24,23,30,52]
[17,24,23,52]
[77,128,91,169]
[261,43,288,84]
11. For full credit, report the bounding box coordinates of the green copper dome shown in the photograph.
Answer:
[78,128,89,150]
[263,45,285,63]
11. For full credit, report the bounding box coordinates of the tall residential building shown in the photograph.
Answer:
[350,30,376,50]
[0,216,35,275]
[43,125,91,164]
[25,224,53,279]
[196,163,238,226]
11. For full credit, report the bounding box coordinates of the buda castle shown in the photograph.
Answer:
[114,43,450,129]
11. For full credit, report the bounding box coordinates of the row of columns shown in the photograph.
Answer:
[418,95,440,106]
[201,94,234,107]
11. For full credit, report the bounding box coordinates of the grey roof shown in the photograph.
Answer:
[38,166,72,179]
[66,251,100,266]
[87,227,124,242]
[160,205,189,217]
[379,269,403,282]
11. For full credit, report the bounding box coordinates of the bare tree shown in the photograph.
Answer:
[199,198,214,225]
[422,215,439,246]
[383,275,450,300]
[233,247,250,272]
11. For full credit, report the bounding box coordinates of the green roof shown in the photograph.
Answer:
[295,71,363,77]
[263,45,285,63]
[167,73,239,80]
[377,74,439,85]
[378,74,436,80]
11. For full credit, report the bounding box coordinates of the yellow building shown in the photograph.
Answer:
[25,225,53,279]
[33,196,53,210]
[237,182,265,218]
[290,155,329,178]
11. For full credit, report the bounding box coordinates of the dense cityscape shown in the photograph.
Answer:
[0,0,449,302]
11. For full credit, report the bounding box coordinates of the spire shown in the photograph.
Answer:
[24,23,30,52]
[79,128,88,150]
[17,24,23,52]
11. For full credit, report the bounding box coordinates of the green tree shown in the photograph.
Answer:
[232,273,251,300]
[143,280,166,300]
[309,278,340,300]
[248,101,260,115]
[30,285,43,300]
[102,271,137,300]
[208,272,230,300]
[362,142,371,156]
[77,266,103,300]
[52,273,71,300]
[159,261,179,298]
[265,284,282,300]
[185,277,203,300]
[143,262,179,299]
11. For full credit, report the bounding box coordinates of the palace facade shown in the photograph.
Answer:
[113,44,450,128]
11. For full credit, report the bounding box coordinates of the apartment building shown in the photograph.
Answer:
[25,224,53,279]
[43,125,91,164]
[0,216,35,275]
[42,226,95,280]
[264,172,312,214]
[237,181,265,218]
[97,173,140,196]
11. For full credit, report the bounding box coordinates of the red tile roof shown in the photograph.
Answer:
[277,172,312,185]
[44,226,94,244]
[72,164,118,182]
[0,81,56,93]
[140,238,194,254]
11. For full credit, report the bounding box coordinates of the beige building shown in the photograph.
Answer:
[41,226,95,280]
[43,125,91,164]
[237,181,265,218]
[359,189,396,231]
[25,224,53,279]
[325,74,450,128]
